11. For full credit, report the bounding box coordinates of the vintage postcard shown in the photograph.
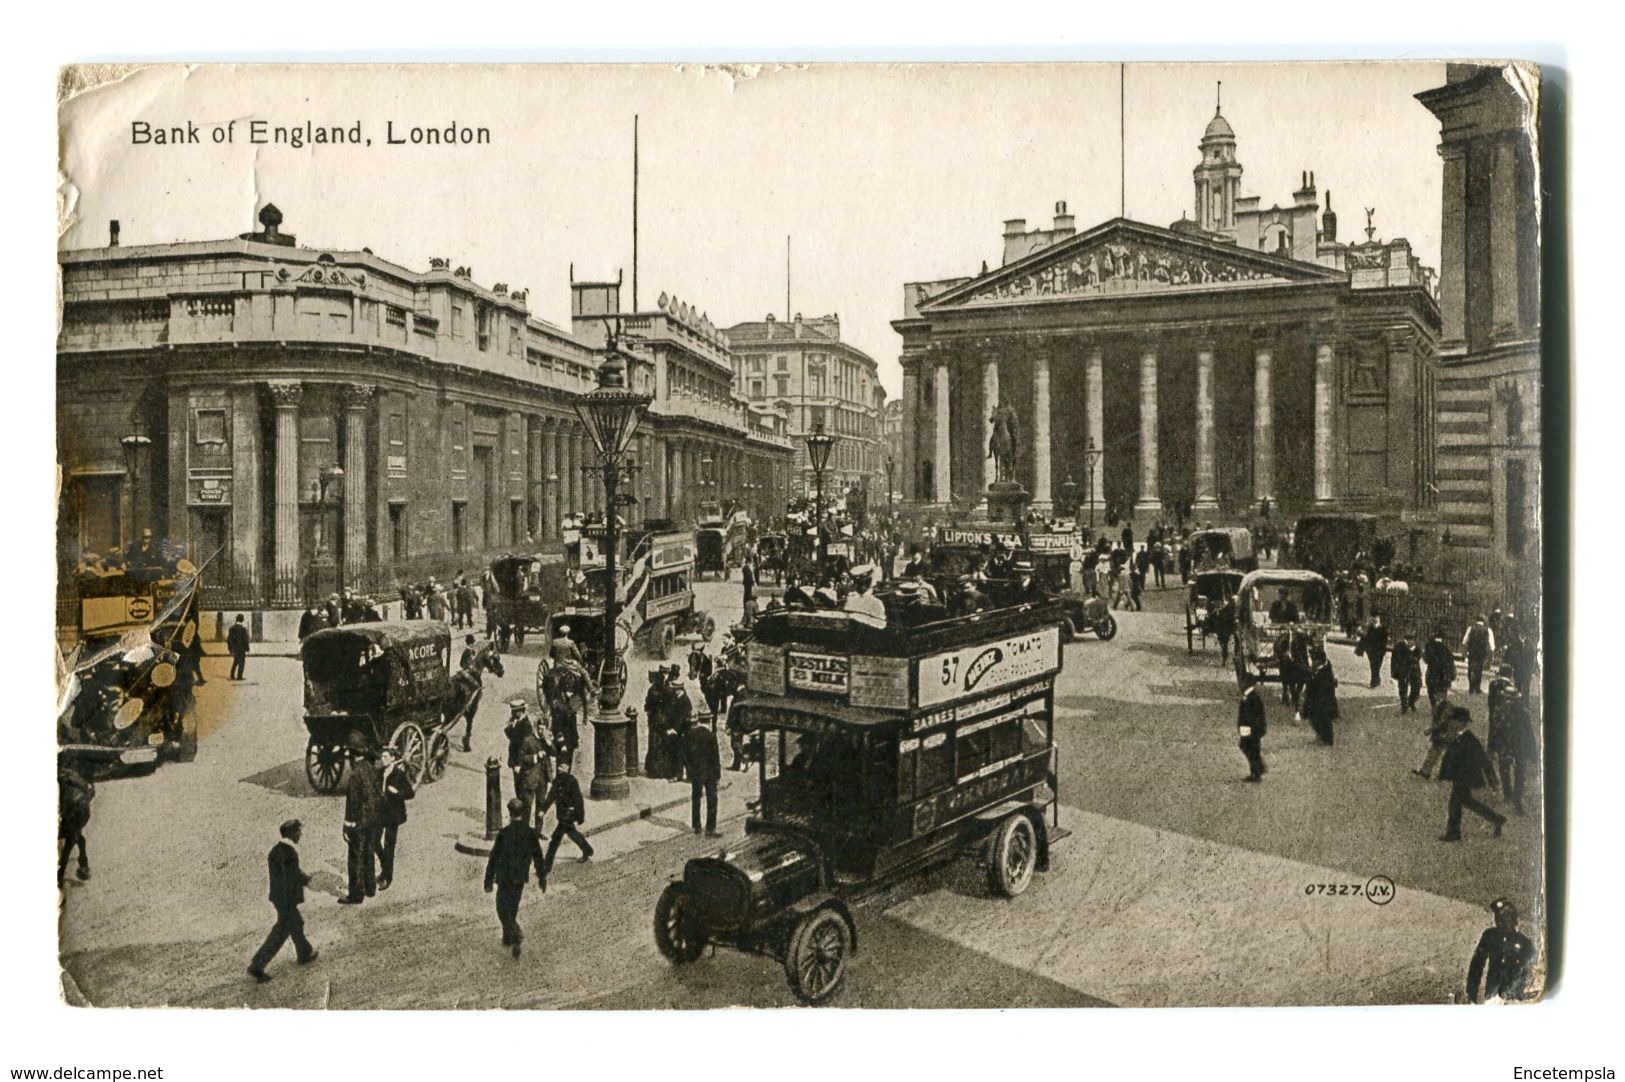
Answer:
[55,61,1547,1009]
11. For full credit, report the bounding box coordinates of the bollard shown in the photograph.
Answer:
[484,757,503,840]
[624,707,640,778]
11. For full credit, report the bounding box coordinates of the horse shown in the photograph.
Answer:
[539,657,592,723]
[449,639,505,751]
[687,643,715,686]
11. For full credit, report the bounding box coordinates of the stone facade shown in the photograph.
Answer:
[1416,64,1543,587]
[896,105,1442,547]
[57,208,793,607]
[725,314,887,500]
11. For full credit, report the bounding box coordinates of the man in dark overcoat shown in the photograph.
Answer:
[376,748,415,890]
[227,613,251,681]
[1391,635,1422,713]
[483,798,548,959]
[684,714,723,834]
[1302,650,1340,746]
[1356,616,1388,689]
[539,764,594,872]
[1236,671,1267,782]
[248,818,317,981]
[1437,707,1507,842]
[339,735,383,904]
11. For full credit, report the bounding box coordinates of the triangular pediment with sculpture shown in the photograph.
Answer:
[921,218,1345,311]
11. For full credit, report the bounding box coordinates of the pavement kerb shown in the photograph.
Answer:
[454,778,741,856]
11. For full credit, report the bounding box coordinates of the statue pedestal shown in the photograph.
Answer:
[983,481,1030,523]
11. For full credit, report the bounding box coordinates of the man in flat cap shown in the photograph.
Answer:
[1467,898,1536,1002]
[248,819,316,982]
[484,798,548,959]
[339,734,383,904]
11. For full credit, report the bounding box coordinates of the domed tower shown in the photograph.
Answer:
[1194,83,1243,234]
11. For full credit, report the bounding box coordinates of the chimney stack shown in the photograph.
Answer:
[108,220,120,247]
[1322,191,1337,243]
[1052,200,1076,236]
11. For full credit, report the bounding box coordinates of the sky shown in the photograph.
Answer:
[59,61,1447,397]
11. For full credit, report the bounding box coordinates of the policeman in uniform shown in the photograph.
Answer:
[339,734,383,904]
[1466,898,1536,1002]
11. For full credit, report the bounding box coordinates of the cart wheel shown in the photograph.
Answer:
[656,624,675,660]
[390,723,427,784]
[653,882,706,963]
[988,813,1038,897]
[699,614,716,642]
[425,731,451,783]
[785,907,851,1004]
[1095,614,1118,641]
[305,740,346,794]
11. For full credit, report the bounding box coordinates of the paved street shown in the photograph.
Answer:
[59,578,1542,1008]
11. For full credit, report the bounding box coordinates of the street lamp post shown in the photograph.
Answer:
[575,347,650,801]
[1082,438,1104,530]
[805,421,836,571]
[120,431,152,547]
[317,463,346,603]
[885,456,895,520]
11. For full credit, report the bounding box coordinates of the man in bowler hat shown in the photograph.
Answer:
[484,798,548,959]
[685,713,724,834]
[248,819,317,981]
[1437,706,1507,842]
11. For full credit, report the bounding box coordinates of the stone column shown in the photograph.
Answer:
[1085,342,1104,517]
[653,435,668,518]
[1192,342,1219,514]
[933,358,952,505]
[1133,340,1162,516]
[981,354,1000,492]
[541,422,558,540]
[1031,345,1052,511]
[565,427,579,517]
[1438,145,1467,345]
[268,381,303,584]
[341,384,372,577]
[670,440,685,520]
[1252,331,1276,510]
[1490,135,1522,335]
[1313,329,1337,505]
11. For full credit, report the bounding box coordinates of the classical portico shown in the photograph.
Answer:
[897,218,1440,525]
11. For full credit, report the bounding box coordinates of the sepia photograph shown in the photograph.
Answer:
[49,59,1555,1017]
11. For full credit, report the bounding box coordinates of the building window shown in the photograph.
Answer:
[1505,459,1527,557]
[194,409,227,445]
[387,413,406,446]
[452,501,467,553]
[451,304,464,337]
[750,380,764,398]
[775,355,788,372]
[389,504,408,560]
[776,375,789,397]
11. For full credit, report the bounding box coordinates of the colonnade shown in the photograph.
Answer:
[920,326,1338,516]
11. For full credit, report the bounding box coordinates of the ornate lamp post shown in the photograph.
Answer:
[120,430,153,549]
[1082,438,1104,529]
[317,463,346,602]
[574,347,651,801]
[805,421,836,569]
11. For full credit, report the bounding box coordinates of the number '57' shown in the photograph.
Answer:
[941,656,960,685]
